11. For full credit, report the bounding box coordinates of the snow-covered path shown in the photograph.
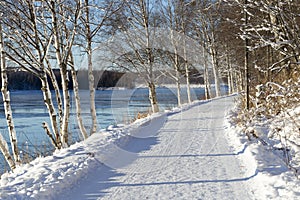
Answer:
[2,96,300,199]
[59,96,255,199]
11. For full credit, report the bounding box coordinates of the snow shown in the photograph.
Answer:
[0,95,299,199]
[225,123,300,199]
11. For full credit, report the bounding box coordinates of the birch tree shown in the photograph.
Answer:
[194,0,222,97]
[158,0,198,104]
[48,0,82,147]
[79,0,121,135]
[0,22,19,170]
[0,0,62,148]
[202,44,212,99]
[108,0,160,113]
[171,0,196,103]
[54,0,89,141]
[159,0,184,106]
[0,0,85,148]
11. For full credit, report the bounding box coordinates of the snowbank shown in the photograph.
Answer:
[225,117,300,199]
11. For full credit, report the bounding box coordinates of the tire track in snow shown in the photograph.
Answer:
[63,97,256,200]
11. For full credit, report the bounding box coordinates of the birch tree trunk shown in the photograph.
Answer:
[172,31,181,107]
[170,24,182,107]
[238,70,244,93]
[148,56,159,113]
[0,134,15,170]
[31,0,62,147]
[40,73,61,149]
[50,0,81,146]
[69,54,88,140]
[181,19,191,104]
[210,46,221,97]
[227,66,232,94]
[175,66,182,107]
[0,23,21,165]
[59,64,70,147]
[63,0,84,143]
[169,0,183,107]
[229,61,234,93]
[45,59,63,128]
[226,51,234,94]
[203,46,211,100]
[173,39,182,107]
[87,47,97,135]
[144,0,159,113]
[195,1,221,98]
[84,0,98,135]
[148,81,159,113]
[0,0,62,149]
[183,43,191,103]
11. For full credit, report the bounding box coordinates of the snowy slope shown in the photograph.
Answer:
[0,96,299,199]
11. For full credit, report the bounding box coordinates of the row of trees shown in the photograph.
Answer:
[0,0,123,171]
[0,0,264,172]
[95,0,242,108]
[226,0,300,172]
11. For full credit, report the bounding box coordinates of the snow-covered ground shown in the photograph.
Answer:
[0,96,299,199]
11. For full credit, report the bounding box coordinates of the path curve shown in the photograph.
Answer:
[61,96,255,200]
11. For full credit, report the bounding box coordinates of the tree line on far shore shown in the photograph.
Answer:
[0,69,122,90]
[1,68,209,90]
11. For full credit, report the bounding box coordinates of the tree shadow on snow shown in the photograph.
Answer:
[114,170,258,187]
[63,115,166,199]
[138,144,248,159]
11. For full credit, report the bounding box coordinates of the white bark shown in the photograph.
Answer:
[226,50,234,94]
[70,56,88,140]
[1,79,20,164]
[148,81,159,113]
[171,35,182,107]
[50,0,81,146]
[143,1,159,113]
[81,0,120,135]
[195,1,221,97]
[84,0,98,135]
[0,134,15,170]
[210,46,221,97]
[40,74,61,149]
[203,47,211,100]
[167,1,183,107]
[25,0,61,148]
[173,50,182,107]
[42,122,58,148]
[1,0,62,149]
[175,68,182,107]
[238,70,243,93]
[230,66,234,93]
[88,51,97,135]
[183,43,191,103]
[45,59,63,128]
[0,23,21,165]
[60,71,70,147]
[107,1,160,112]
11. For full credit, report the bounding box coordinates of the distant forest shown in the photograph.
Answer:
[1,69,206,90]
[0,69,129,90]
